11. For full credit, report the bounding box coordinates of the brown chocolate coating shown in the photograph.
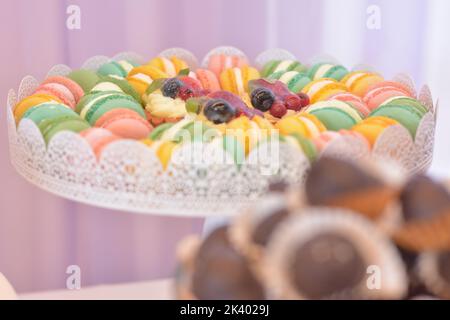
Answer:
[267,180,289,193]
[438,251,450,285]
[192,226,265,300]
[290,232,367,299]
[305,157,383,206]
[400,175,450,222]
[252,207,290,246]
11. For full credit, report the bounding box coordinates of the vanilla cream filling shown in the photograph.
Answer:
[161,57,176,77]
[92,82,123,93]
[274,60,294,73]
[345,72,366,88]
[308,100,362,121]
[299,116,320,138]
[279,71,299,84]
[233,68,245,94]
[80,93,116,119]
[314,64,334,80]
[131,73,153,84]
[117,60,134,74]
[306,79,335,97]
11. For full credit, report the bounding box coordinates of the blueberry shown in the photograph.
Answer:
[161,78,183,98]
[204,99,236,124]
[251,87,275,112]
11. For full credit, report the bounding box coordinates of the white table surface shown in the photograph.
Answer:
[19,278,174,300]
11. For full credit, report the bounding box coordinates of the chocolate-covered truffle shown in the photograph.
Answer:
[400,175,450,221]
[289,232,367,299]
[418,251,450,299]
[305,157,395,219]
[192,226,265,300]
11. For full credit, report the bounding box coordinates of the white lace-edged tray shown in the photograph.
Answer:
[6,48,437,217]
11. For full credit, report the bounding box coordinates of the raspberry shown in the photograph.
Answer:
[178,87,194,101]
[297,92,310,108]
[270,101,287,118]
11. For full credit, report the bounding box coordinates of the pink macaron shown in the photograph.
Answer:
[80,127,121,158]
[95,108,152,140]
[328,92,370,117]
[194,69,221,92]
[363,81,414,111]
[35,83,76,109]
[42,76,85,103]
[313,130,369,152]
[207,54,248,77]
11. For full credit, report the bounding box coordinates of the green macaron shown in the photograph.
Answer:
[38,115,90,144]
[289,133,318,162]
[82,94,145,125]
[97,60,138,78]
[269,71,312,93]
[148,123,175,141]
[95,75,142,104]
[309,108,359,131]
[379,97,428,116]
[221,135,245,167]
[262,60,306,77]
[370,104,424,137]
[68,69,100,93]
[22,103,77,125]
[308,63,349,81]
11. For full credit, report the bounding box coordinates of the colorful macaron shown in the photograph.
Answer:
[363,81,415,111]
[94,108,152,140]
[308,63,349,81]
[13,93,62,123]
[38,114,90,144]
[220,66,260,96]
[312,130,369,152]
[148,56,189,77]
[191,69,221,93]
[369,103,425,138]
[267,71,311,93]
[97,60,139,78]
[79,127,121,158]
[76,91,146,126]
[301,78,348,104]
[341,71,384,97]
[207,54,249,77]
[327,92,370,117]
[304,100,363,131]
[352,116,399,147]
[261,59,307,78]
[21,103,78,126]
[41,76,85,104]
[275,113,326,139]
[67,69,100,93]
[126,65,168,96]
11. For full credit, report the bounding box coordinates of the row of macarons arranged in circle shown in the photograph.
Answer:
[12,48,431,168]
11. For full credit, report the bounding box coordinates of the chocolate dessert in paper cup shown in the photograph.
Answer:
[229,186,302,263]
[417,251,450,300]
[393,175,450,252]
[303,156,405,228]
[175,226,266,300]
[264,209,408,300]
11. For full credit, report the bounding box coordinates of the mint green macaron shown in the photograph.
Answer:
[22,103,77,125]
[38,115,90,144]
[370,104,424,137]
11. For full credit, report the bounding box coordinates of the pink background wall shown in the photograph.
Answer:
[1,0,450,293]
